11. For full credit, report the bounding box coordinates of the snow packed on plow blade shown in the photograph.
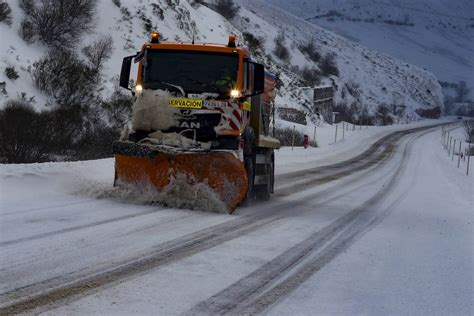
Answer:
[113,141,248,213]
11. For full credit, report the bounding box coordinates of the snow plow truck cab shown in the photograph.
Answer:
[114,32,280,213]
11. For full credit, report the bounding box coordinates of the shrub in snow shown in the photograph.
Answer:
[319,53,339,77]
[101,87,134,129]
[40,105,119,161]
[211,0,239,20]
[32,50,98,108]
[0,0,12,25]
[4,66,19,80]
[272,126,316,147]
[74,125,119,160]
[120,6,131,21]
[298,40,321,63]
[0,97,122,163]
[0,81,6,95]
[0,100,47,163]
[415,106,441,119]
[375,104,394,125]
[300,66,321,86]
[192,0,206,6]
[139,12,153,33]
[333,101,369,124]
[151,3,164,20]
[273,32,290,62]
[32,37,113,109]
[111,0,121,8]
[19,0,96,47]
[242,32,263,54]
[22,36,122,162]
[345,81,360,97]
[82,35,114,73]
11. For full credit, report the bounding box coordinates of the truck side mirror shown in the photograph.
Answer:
[253,63,265,95]
[120,55,135,90]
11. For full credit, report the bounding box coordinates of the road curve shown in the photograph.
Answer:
[0,124,446,315]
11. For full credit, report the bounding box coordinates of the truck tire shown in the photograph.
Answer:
[242,126,255,156]
[243,155,255,205]
[242,126,256,206]
[255,149,273,201]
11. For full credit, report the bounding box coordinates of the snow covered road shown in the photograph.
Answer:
[1,122,472,315]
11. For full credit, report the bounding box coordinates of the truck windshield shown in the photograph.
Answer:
[143,50,239,98]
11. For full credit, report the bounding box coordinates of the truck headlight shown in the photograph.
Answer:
[135,85,143,93]
[230,89,240,98]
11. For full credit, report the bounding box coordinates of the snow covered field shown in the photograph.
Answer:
[1,119,472,314]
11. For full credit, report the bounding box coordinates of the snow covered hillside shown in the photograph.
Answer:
[266,0,474,97]
[0,0,237,109]
[0,0,443,118]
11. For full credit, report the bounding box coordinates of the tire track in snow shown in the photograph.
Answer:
[0,158,395,314]
[0,125,442,315]
[187,129,429,315]
[275,125,435,195]
[0,199,97,217]
[0,215,284,315]
[0,207,159,247]
[0,179,379,314]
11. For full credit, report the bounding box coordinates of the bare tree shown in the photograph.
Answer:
[82,35,114,74]
[19,0,96,47]
[298,38,321,63]
[376,104,393,125]
[300,66,321,86]
[0,100,45,163]
[320,53,339,77]
[273,31,290,62]
[32,49,97,108]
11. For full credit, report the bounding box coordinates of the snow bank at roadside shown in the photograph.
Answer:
[0,119,453,214]
[275,118,451,174]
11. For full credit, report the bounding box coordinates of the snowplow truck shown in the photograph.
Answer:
[114,32,280,213]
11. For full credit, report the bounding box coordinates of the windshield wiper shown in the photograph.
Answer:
[184,77,224,97]
[150,81,186,96]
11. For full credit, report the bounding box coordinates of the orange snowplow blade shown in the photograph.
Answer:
[113,142,248,213]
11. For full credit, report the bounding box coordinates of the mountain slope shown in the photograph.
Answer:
[266,0,474,95]
[0,0,444,120]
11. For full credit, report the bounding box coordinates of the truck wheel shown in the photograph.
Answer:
[255,150,273,201]
[243,155,255,205]
[242,126,255,156]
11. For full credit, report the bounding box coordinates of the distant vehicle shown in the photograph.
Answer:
[457,116,462,120]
